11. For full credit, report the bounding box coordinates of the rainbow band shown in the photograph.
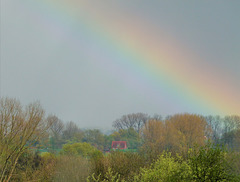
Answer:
[20,0,239,115]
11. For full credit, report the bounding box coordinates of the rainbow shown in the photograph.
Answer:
[20,0,239,115]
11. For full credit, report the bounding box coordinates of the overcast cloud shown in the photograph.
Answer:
[1,0,239,129]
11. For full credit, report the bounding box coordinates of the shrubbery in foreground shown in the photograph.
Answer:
[5,142,240,182]
[87,143,240,182]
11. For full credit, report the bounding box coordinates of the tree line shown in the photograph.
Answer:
[46,112,240,154]
[0,97,240,181]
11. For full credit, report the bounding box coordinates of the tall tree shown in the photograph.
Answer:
[167,113,210,153]
[205,115,223,143]
[113,113,149,133]
[62,121,83,142]
[222,115,240,149]
[48,114,64,149]
[141,114,210,160]
[0,97,52,182]
[83,129,105,150]
[141,119,166,160]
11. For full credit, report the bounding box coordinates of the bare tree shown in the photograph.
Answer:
[0,97,52,182]
[223,115,240,132]
[113,113,149,133]
[48,115,64,136]
[222,115,240,149]
[47,114,64,149]
[205,115,223,143]
[62,121,82,141]
[151,114,163,121]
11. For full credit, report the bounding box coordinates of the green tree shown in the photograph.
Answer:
[188,142,240,181]
[135,152,191,182]
[83,129,105,150]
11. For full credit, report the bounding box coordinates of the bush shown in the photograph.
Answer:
[134,143,240,182]
[188,142,240,182]
[90,151,145,181]
[53,155,91,182]
[87,168,124,182]
[134,152,191,182]
[12,151,56,182]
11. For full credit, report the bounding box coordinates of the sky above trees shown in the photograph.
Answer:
[1,1,240,128]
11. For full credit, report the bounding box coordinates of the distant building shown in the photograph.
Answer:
[111,141,127,150]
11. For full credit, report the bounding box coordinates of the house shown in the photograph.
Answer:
[111,141,127,150]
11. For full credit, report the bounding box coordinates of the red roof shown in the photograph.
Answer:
[111,141,127,149]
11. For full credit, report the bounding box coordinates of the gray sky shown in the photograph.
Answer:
[1,0,240,129]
